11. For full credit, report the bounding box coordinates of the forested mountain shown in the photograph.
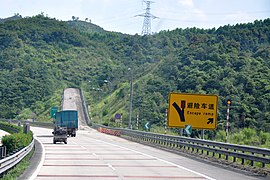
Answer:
[0,15,269,141]
[67,20,106,34]
[0,14,22,23]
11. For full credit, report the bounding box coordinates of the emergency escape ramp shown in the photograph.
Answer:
[61,88,90,126]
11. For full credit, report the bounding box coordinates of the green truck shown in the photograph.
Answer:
[55,110,78,137]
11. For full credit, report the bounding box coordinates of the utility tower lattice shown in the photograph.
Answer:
[136,0,158,35]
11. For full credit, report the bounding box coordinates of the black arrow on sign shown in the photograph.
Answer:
[207,118,214,124]
[172,101,186,122]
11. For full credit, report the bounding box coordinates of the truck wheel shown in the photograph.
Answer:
[64,140,67,144]
[53,140,56,144]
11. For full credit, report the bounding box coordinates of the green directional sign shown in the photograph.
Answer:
[184,125,192,135]
[50,106,58,118]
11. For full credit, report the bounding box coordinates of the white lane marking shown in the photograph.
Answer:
[92,138,216,180]
[71,141,77,145]
[80,145,87,149]
[108,163,116,171]
[28,137,45,180]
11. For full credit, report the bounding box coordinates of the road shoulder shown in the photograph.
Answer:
[18,138,44,180]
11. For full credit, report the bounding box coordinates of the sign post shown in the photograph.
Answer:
[165,109,168,134]
[115,113,122,127]
[168,93,218,130]
[226,98,231,143]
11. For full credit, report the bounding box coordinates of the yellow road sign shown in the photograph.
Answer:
[168,93,218,130]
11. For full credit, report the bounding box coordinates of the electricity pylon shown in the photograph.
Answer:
[136,0,158,35]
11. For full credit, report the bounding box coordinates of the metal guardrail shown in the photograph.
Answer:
[92,124,270,169]
[0,119,53,128]
[79,89,91,125]
[0,123,21,133]
[0,121,35,176]
[0,139,34,176]
[0,147,7,160]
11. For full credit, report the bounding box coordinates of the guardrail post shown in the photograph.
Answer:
[201,143,203,154]
[0,147,2,159]
[23,123,30,134]
[173,139,177,149]
[251,152,254,166]
[226,148,228,160]
[262,154,265,168]
[178,140,182,149]
[241,151,245,165]
[0,146,6,159]
[233,149,236,162]
[164,137,167,147]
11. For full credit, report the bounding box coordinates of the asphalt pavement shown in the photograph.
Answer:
[25,126,269,180]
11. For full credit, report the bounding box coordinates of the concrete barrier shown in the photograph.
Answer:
[98,127,121,136]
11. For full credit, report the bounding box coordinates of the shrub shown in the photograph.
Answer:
[259,131,270,148]
[215,130,226,142]
[0,122,33,154]
[2,132,33,154]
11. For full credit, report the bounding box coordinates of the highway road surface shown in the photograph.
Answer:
[23,88,265,180]
[27,126,265,180]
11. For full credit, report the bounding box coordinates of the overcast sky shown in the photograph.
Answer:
[0,0,269,35]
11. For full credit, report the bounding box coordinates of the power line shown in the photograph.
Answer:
[154,9,270,17]
[93,9,144,25]
[161,17,266,23]
[105,20,141,32]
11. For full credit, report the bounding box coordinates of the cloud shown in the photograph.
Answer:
[176,0,207,22]
[224,11,251,22]
[178,0,194,8]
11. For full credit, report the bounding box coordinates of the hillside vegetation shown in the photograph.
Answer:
[0,15,269,145]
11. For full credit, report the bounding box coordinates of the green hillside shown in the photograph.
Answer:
[0,14,22,23]
[67,20,106,34]
[0,15,269,145]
